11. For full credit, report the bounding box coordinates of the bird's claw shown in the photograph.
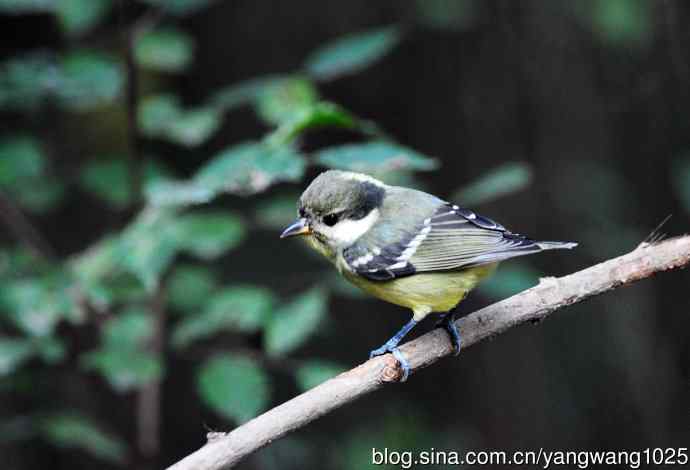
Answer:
[437,313,462,356]
[369,343,411,382]
[369,340,397,359]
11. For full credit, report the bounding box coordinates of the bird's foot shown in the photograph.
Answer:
[436,313,462,356]
[369,343,411,382]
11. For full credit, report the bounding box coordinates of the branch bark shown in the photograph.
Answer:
[167,236,690,470]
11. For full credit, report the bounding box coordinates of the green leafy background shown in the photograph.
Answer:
[0,1,688,469]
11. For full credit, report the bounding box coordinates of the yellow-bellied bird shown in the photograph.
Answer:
[281,170,576,380]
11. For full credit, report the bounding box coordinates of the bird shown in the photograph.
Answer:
[280,170,576,380]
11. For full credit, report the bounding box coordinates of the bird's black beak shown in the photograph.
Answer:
[280,218,311,238]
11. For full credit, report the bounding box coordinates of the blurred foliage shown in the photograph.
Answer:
[295,359,347,392]
[264,287,328,357]
[138,94,221,147]
[56,0,112,36]
[39,412,127,463]
[197,353,270,423]
[304,26,402,80]
[314,141,439,177]
[0,50,123,112]
[0,1,685,468]
[135,27,195,73]
[79,158,171,209]
[253,192,302,229]
[81,308,161,392]
[590,0,652,46]
[0,134,65,212]
[172,285,275,348]
[0,5,433,460]
[453,162,533,207]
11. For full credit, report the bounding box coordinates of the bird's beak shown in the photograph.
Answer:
[280,218,312,238]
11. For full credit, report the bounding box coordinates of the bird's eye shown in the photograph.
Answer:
[323,213,339,227]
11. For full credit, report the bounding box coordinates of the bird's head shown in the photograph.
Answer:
[280,170,386,252]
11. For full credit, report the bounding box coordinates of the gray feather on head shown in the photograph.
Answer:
[299,170,385,220]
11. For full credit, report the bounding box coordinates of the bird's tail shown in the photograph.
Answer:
[536,241,578,251]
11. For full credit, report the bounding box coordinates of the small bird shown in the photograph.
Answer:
[281,170,576,380]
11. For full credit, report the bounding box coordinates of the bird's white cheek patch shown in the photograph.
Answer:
[325,209,380,248]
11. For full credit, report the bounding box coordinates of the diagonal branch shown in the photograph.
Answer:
[167,236,690,470]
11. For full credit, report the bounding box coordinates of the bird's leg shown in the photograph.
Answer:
[436,310,462,356]
[369,318,418,381]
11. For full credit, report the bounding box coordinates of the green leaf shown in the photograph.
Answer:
[254,77,318,126]
[70,235,119,284]
[40,413,127,463]
[477,263,541,299]
[56,0,112,36]
[172,285,275,348]
[135,27,194,72]
[0,52,56,111]
[79,159,131,208]
[102,309,153,349]
[0,135,44,187]
[266,101,358,146]
[0,335,65,375]
[172,210,246,259]
[264,287,327,356]
[0,0,52,14]
[83,209,235,293]
[211,74,286,112]
[116,208,180,291]
[672,156,690,214]
[0,135,63,212]
[0,337,34,375]
[167,264,217,313]
[314,141,439,174]
[145,179,215,207]
[79,157,171,208]
[195,140,306,196]
[138,94,221,147]
[452,161,533,206]
[57,50,123,110]
[167,107,221,147]
[295,359,346,391]
[139,94,179,135]
[81,349,162,392]
[254,192,301,229]
[197,354,270,423]
[140,0,217,15]
[305,26,402,80]
[0,276,82,337]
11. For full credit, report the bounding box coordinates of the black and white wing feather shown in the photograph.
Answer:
[343,203,575,281]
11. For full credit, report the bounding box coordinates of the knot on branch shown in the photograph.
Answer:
[381,354,405,383]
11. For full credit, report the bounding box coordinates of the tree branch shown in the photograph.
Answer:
[167,236,690,470]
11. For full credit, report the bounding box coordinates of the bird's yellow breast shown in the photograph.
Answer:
[341,262,497,321]
[303,233,497,321]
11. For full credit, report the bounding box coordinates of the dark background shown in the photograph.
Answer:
[1,1,689,469]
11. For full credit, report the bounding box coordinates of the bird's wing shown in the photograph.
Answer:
[342,203,546,281]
